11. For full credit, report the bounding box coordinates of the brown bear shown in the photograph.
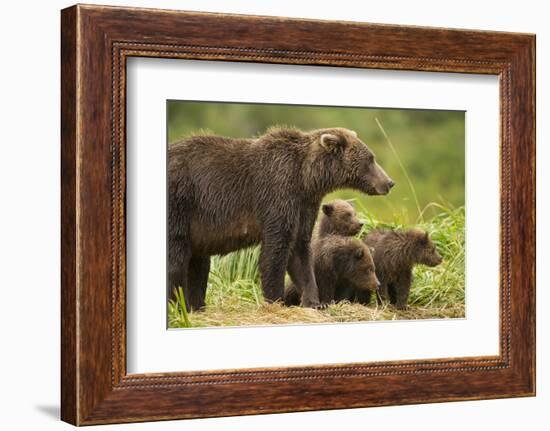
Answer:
[168,126,394,310]
[354,228,442,309]
[284,235,379,306]
[317,199,364,238]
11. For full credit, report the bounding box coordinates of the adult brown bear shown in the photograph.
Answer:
[168,127,394,310]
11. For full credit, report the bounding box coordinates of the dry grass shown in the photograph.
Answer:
[176,300,464,329]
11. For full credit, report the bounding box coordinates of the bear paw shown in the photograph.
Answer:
[301,298,322,309]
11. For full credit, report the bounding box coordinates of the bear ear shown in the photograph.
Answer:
[320,133,346,152]
[369,246,375,255]
[322,203,334,216]
[354,247,364,259]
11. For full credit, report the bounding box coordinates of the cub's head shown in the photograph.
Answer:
[408,228,443,267]
[321,199,363,236]
[312,128,395,196]
[339,239,379,293]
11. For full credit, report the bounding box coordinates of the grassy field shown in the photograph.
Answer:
[167,108,465,328]
[168,204,465,329]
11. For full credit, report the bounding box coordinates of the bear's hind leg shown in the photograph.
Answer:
[168,239,191,310]
[187,256,211,311]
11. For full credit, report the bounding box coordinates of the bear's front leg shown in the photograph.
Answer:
[312,265,336,306]
[377,281,390,304]
[259,232,292,303]
[394,271,412,309]
[287,234,321,308]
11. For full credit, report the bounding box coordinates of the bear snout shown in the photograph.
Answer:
[426,253,443,267]
[377,178,395,195]
[364,273,380,292]
[350,222,363,235]
[367,161,395,195]
[368,177,395,196]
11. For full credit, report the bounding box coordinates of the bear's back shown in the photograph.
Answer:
[364,228,392,249]
[364,228,415,276]
[169,135,252,172]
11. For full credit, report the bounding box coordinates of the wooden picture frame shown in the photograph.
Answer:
[61,4,535,425]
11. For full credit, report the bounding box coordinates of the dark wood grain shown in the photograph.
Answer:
[60,5,78,425]
[60,4,536,425]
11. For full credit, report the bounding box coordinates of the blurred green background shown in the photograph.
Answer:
[167,101,465,223]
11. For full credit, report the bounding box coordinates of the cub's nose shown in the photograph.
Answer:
[388,180,395,189]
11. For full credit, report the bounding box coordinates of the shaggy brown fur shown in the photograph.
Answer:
[168,126,394,310]
[284,199,363,305]
[354,228,442,309]
[317,199,363,238]
[285,235,379,306]
[284,199,365,306]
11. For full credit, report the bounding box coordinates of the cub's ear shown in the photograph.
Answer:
[413,229,429,244]
[354,247,364,259]
[320,133,346,152]
[322,203,334,216]
[369,246,375,255]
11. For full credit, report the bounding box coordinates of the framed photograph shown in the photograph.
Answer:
[61,4,536,425]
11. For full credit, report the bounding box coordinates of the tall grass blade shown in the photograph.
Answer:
[375,117,423,223]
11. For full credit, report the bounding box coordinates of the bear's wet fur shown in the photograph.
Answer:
[284,235,379,306]
[355,228,443,309]
[168,126,394,310]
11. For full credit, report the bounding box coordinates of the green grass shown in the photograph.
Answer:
[168,203,465,328]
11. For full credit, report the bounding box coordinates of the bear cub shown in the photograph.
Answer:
[317,199,364,237]
[284,235,379,306]
[284,199,378,306]
[355,228,442,309]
